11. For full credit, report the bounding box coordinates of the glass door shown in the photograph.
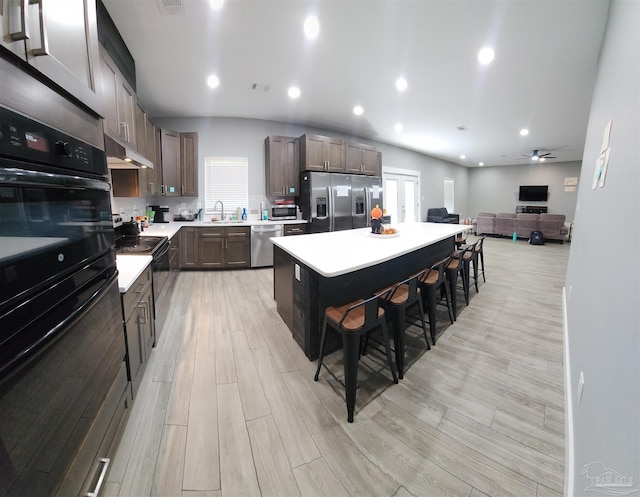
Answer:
[383,172,420,223]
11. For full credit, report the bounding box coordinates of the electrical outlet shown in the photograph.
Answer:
[578,371,585,403]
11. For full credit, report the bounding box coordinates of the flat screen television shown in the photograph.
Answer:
[519,185,548,202]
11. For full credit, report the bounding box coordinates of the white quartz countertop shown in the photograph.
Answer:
[271,222,471,277]
[116,255,152,293]
[139,219,306,239]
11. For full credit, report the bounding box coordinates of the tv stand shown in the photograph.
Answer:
[516,205,548,214]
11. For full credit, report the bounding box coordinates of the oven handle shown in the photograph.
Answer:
[0,268,118,380]
[154,241,171,260]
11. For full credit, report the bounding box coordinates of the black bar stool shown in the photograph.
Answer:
[470,235,487,292]
[417,257,454,345]
[378,271,429,379]
[314,290,398,423]
[446,244,474,319]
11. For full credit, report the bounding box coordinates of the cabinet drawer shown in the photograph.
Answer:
[199,227,225,237]
[284,224,306,236]
[122,266,152,321]
[226,226,250,237]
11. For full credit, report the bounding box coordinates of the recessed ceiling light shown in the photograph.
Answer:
[460,155,466,160]
[539,157,546,162]
[520,129,529,136]
[395,123,403,132]
[479,162,484,166]
[478,47,495,65]
[207,75,220,88]
[353,105,363,116]
[209,0,224,9]
[288,87,301,99]
[304,16,319,39]
[395,77,408,92]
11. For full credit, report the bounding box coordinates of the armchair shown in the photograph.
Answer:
[427,207,460,224]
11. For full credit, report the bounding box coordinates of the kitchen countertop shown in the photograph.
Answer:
[271,222,471,278]
[139,219,306,239]
[116,254,152,293]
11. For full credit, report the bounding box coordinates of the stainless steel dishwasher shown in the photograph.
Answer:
[251,224,284,267]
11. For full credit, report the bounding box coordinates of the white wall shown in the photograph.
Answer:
[563,0,639,494]
[469,161,581,220]
[142,117,471,220]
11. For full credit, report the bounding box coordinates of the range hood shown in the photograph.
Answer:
[105,135,153,169]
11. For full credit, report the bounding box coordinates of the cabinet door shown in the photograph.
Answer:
[199,237,224,267]
[23,0,103,116]
[180,227,198,268]
[139,117,160,196]
[266,136,299,196]
[266,136,287,196]
[284,137,299,195]
[135,103,146,155]
[117,78,136,146]
[180,132,198,196]
[99,50,120,138]
[301,134,326,171]
[161,129,180,196]
[362,145,378,175]
[344,142,364,174]
[139,288,154,360]
[326,137,345,172]
[226,237,250,267]
[0,0,28,58]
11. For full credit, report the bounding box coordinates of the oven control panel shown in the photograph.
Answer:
[0,106,107,178]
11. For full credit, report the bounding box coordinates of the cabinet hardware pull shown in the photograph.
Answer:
[86,457,110,497]
[137,301,147,324]
[28,0,49,57]
[119,122,130,142]
[10,0,29,41]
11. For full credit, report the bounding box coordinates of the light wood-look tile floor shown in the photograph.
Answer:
[105,235,567,497]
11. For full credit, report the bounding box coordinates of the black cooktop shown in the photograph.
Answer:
[115,235,168,255]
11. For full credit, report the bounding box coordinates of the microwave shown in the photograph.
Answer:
[270,204,297,220]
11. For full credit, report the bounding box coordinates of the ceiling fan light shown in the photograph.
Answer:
[539,157,545,162]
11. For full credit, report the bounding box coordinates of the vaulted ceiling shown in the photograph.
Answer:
[102,0,610,167]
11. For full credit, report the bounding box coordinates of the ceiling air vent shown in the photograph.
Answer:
[249,83,271,92]
[156,0,185,16]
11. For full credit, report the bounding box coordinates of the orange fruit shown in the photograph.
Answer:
[371,205,382,219]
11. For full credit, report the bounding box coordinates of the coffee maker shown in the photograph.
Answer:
[149,205,170,223]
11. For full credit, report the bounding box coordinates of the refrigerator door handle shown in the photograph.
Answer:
[364,187,370,227]
[327,185,334,231]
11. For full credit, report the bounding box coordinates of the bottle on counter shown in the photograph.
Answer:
[242,208,247,221]
[262,209,268,221]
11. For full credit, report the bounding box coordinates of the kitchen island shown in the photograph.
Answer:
[272,222,470,360]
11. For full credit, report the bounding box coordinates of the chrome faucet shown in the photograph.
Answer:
[213,200,224,220]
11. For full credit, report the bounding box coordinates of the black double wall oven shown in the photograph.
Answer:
[0,106,128,496]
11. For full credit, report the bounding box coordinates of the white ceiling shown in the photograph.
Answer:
[102,0,611,167]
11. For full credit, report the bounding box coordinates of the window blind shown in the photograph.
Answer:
[204,157,248,215]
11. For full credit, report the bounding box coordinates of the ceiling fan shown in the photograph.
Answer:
[521,149,557,161]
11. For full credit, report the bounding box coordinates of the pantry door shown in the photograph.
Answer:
[383,170,420,224]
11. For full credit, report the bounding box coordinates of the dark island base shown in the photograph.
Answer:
[273,238,454,361]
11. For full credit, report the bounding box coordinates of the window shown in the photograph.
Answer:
[204,157,248,215]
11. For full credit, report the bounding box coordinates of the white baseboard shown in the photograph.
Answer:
[563,286,575,496]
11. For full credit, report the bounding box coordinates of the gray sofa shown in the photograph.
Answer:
[427,207,460,224]
[473,212,569,242]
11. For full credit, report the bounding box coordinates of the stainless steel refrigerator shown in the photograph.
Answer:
[351,175,384,228]
[299,172,383,232]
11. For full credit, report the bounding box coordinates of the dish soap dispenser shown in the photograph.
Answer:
[241,208,247,221]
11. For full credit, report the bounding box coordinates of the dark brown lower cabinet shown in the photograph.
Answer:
[180,226,250,269]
